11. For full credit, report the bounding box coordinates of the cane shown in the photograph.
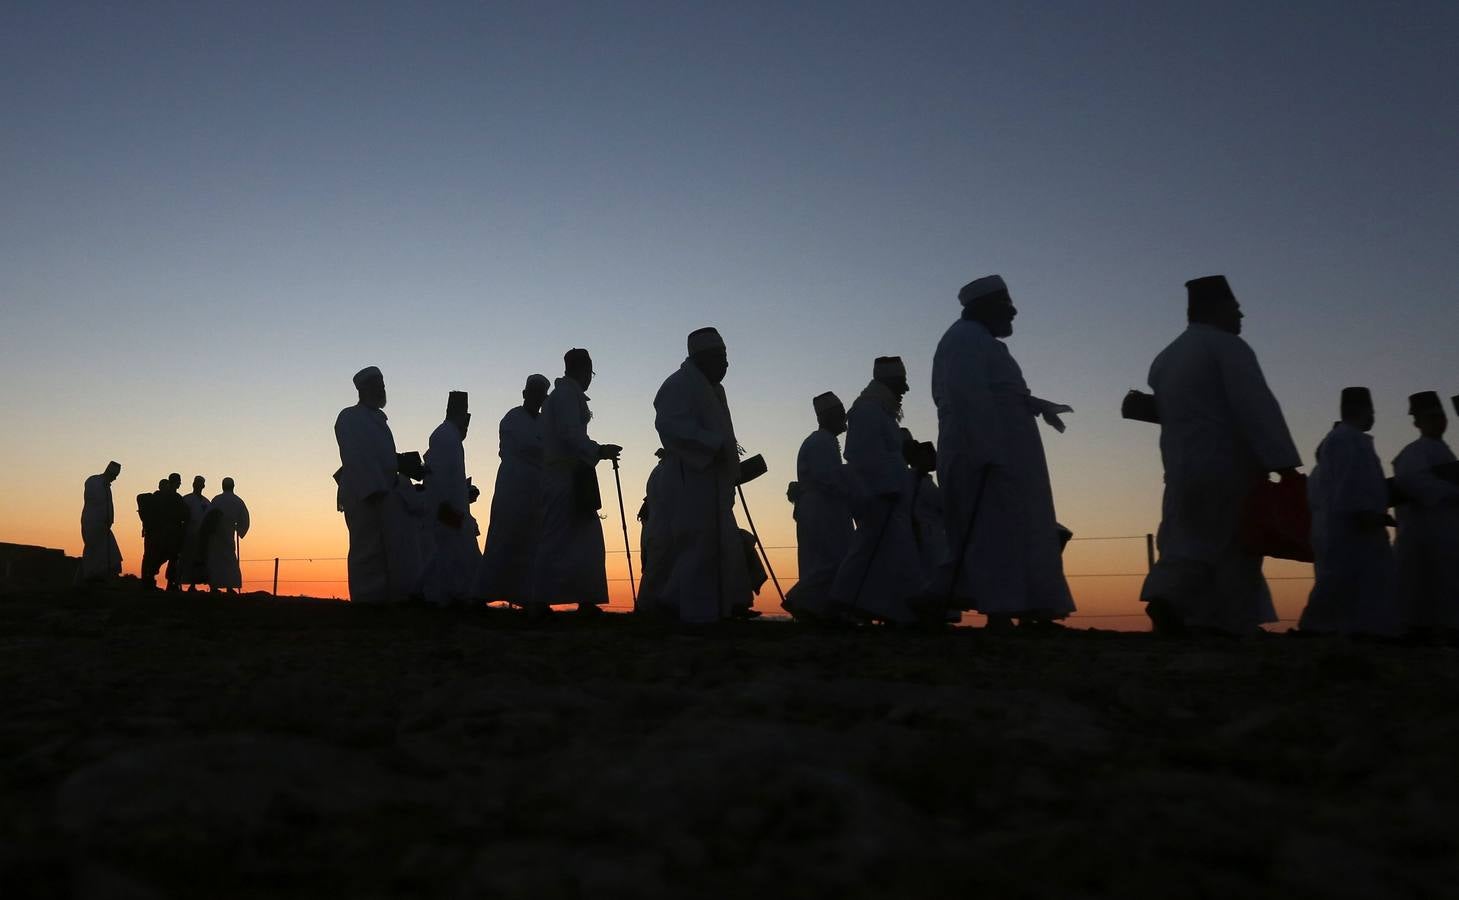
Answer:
[610,457,637,601]
[943,463,992,607]
[735,483,785,604]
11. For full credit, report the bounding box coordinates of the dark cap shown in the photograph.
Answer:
[1186,275,1237,316]
[446,390,468,417]
[1340,386,1372,414]
[564,348,592,370]
[1409,391,1443,415]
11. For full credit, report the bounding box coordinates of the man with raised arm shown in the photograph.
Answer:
[783,392,853,622]
[530,349,621,616]
[475,374,550,606]
[932,275,1075,632]
[1139,276,1301,635]
[334,366,416,604]
[651,327,752,623]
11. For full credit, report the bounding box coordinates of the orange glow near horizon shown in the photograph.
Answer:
[8,479,1316,631]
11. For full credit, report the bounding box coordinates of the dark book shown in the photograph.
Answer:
[1121,390,1159,424]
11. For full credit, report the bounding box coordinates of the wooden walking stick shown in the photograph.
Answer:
[610,458,637,601]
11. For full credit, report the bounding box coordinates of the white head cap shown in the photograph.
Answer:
[525,374,550,392]
[813,392,844,416]
[353,366,383,389]
[687,327,726,354]
[958,275,1008,307]
[872,356,907,379]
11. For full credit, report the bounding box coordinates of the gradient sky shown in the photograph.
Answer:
[3,1,1456,625]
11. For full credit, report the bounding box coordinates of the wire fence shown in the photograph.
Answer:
[236,532,1317,625]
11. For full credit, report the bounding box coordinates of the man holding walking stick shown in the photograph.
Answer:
[651,327,753,623]
[831,357,929,624]
[932,275,1075,632]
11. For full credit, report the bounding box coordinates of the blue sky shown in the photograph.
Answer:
[3,1,1456,615]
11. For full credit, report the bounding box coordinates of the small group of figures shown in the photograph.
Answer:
[79,468,250,593]
[332,273,1459,636]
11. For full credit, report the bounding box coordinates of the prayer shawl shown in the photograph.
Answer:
[1299,423,1398,636]
[651,359,751,622]
[932,319,1075,617]
[1393,436,1459,629]
[530,378,608,607]
[1137,324,1300,633]
[474,406,545,605]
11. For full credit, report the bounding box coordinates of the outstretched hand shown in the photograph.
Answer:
[599,444,623,462]
[1040,403,1074,433]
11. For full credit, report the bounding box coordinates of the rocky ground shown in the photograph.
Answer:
[2,586,1458,899]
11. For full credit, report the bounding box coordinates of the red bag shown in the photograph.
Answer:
[1240,474,1314,562]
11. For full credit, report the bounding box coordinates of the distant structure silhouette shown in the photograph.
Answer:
[1392,391,1459,639]
[205,477,249,594]
[781,391,852,622]
[177,475,211,592]
[529,349,620,616]
[421,391,478,607]
[474,375,549,607]
[1297,387,1399,636]
[1138,276,1301,635]
[648,327,753,623]
[79,461,122,584]
[832,357,928,624]
[139,476,188,591]
[932,275,1075,632]
[334,366,417,604]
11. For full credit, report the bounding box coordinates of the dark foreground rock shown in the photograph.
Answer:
[2,587,1457,898]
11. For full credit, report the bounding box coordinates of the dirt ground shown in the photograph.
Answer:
[3,586,1457,899]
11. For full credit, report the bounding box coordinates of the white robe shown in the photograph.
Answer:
[831,386,925,623]
[177,492,211,585]
[783,429,853,618]
[421,420,476,606]
[530,378,609,607]
[910,471,950,581]
[652,360,751,624]
[79,474,121,581]
[636,455,677,614]
[334,403,418,604]
[931,319,1074,617]
[1138,324,1300,633]
[1393,436,1459,630]
[205,491,250,589]
[1299,424,1398,636]
[475,407,544,604]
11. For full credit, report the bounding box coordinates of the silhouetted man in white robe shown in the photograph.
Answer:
[1139,275,1301,635]
[206,477,250,593]
[422,391,476,606]
[1393,391,1459,637]
[652,327,752,623]
[833,358,928,624]
[1299,388,1398,636]
[530,349,621,615]
[80,461,122,583]
[177,475,211,591]
[635,449,677,615]
[335,366,418,604]
[903,429,950,583]
[933,276,1075,631]
[784,392,853,621]
[475,374,549,605]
